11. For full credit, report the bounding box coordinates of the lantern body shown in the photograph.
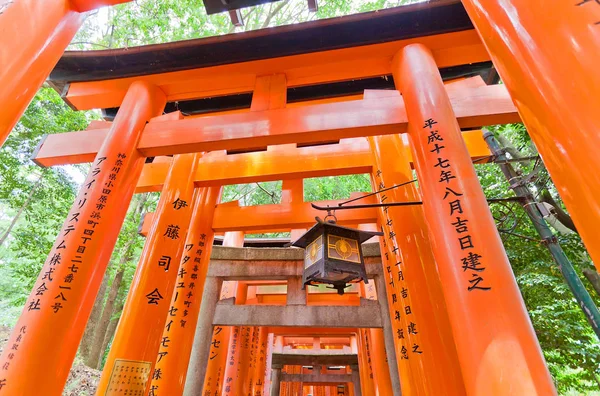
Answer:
[291,220,381,294]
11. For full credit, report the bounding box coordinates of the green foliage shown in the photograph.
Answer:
[71,0,421,50]
[478,124,600,393]
[0,1,596,393]
[0,88,96,308]
[304,174,371,202]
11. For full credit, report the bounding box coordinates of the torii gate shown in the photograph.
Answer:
[1,0,599,395]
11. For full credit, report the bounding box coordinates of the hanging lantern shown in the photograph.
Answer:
[290,217,383,295]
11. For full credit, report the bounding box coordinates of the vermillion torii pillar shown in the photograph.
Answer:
[460,0,600,270]
[368,130,465,394]
[0,0,130,148]
[149,186,221,395]
[97,152,199,395]
[393,44,556,394]
[0,81,165,395]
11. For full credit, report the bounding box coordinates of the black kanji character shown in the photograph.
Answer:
[458,235,474,250]
[451,217,469,233]
[461,252,484,272]
[35,283,48,296]
[49,253,61,266]
[51,302,63,313]
[408,322,418,334]
[443,186,463,200]
[434,157,451,169]
[158,255,171,272]
[468,272,492,291]
[172,198,188,210]
[164,224,181,240]
[427,130,443,144]
[423,118,438,129]
[412,344,423,354]
[146,288,163,305]
[449,199,463,216]
[439,170,456,183]
[430,143,445,154]
[28,299,41,311]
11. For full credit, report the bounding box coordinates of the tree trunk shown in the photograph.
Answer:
[496,132,579,234]
[583,268,600,298]
[539,190,578,233]
[84,193,149,368]
[79,270,109,359]
[0,176,42,247]
[97,299,125,370]
[85,267,125,368]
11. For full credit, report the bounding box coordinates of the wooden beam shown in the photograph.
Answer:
[213,298,382,328]
[135,129,490,193]
[64,30,489,110]
[138,194,379,236]
[33,84,515,167]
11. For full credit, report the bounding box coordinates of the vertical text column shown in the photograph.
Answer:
[393,44,555,394]
[368,128,466,394]
[0,81,165,394]
[0,82,165,395]
[97,152,199,395]
[150,186,221,395]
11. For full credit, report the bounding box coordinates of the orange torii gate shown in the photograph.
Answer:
[2,0,600,394]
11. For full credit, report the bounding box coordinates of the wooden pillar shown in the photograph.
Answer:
[271,365,282,396]
[368,129,465,393]
[357,276,393,396]
[369,329,392,396]
[461,0,600,271]
[0,81,164,394]
[221,233,246,396]
[264,332,275,393]
[0,0,130,148]
[357,330,376,396]
[252,327,268,395]
[97,152,199,395]
[282,179,307,241]
[393,44,555,394]
[150,186,221,395]
[186,278,227,396]
[349,364,361,396]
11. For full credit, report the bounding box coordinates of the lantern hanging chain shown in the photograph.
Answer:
[338,155,496,207]
[338,179,418,207]
[311,155,530,213]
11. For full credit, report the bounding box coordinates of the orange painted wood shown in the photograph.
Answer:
[0,81,165,394]
[369,134,466,395]
[212,195,377,233]
[149,186,221,395]
[395,44,555,394]
[463,0,600,272]
[0,0,83,149]
[96,153,199,395]
[32,84,514,167]
[137,84,516,157]
[70,0,131,12]
[133,130,490,193]
[64,30,489,110]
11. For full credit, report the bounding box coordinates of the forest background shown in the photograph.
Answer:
[0,0,598,394]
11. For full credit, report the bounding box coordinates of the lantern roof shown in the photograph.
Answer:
[290,218,383,249]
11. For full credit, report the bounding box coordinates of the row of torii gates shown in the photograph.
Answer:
[1,0,599,395]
